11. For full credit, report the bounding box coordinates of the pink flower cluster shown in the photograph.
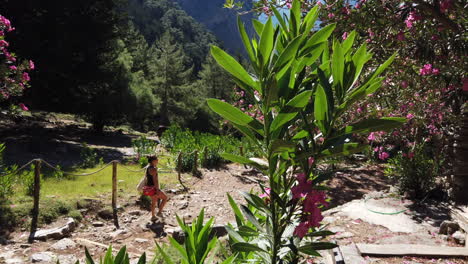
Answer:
[291,172,328,238]
[374,146,390,160]
[231,88,264,122]
[419,64,439,76]
[0,14,34,108]
[404,11,422,28]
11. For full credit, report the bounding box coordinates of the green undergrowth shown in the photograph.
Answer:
[1,162,178,232]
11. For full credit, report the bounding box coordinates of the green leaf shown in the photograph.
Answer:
[305,24,336,48]
[299,242,337,252]
[259,18,274,62]
[231,242,267,253]
[227,193,244,227]
[271,6,287,32]
[225,225,245,242]
[290,0,301,35]
[270,90,312,131]
[302,6,319,34]
[207,99,263,135]
[314,84,329,134]
[85,247,95,264]
[332,117,406,138]
[270,140,295,154]
[237,17,256,64]
[211,46,259,91]
[306,230,335,237]
[252,19,264,36]
[168,237,189,262]
[103,246,113,264]
[240,205,263,231]
[292,130,309,140]
[342,31,356,54]
[220,254,237,264]
[368,52,397,81]
[331,41,344,100]
[320,143,368,158]
[136,252,146,264]
[155,242,176,264]
[273,35,303,71]
[221,153,261,167]
[114,246,126,264]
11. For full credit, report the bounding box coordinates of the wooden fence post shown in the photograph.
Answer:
[112,161,119,229]
[177,152,187,190]
[203,146,208,168]
[192,151,198,176]
[29,159,41,243]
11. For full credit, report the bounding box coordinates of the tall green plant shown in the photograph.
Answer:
[207,1,405,262]
[156,208,236,264]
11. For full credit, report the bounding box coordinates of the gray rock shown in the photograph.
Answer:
[439,220,460,235]
[452,231,466,245]
[31,252,56,263]
[92,221,105,227]
[98,208,113,220]
[135,238,149,243]
[33,218,76,241]
[57,255,77,264]
[51,238,76,250]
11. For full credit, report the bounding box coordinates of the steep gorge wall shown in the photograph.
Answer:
[174,0,255,55]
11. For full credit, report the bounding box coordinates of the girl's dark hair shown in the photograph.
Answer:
[148,156,158,163]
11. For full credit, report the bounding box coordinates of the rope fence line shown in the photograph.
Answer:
[0,151,203,244]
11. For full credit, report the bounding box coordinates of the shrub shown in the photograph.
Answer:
[132,135,158,159]
[0,143,17,200]
[80,143,99,168]
[161,125,250,171]
[385,143,439,199]
[68,210,83,222]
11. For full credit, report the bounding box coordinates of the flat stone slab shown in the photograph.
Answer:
[50,238,76,250]
[337,198,421,233]
[33,218,76,241]
[30,251,56,263]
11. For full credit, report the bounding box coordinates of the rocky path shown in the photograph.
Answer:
[0,164,262,263]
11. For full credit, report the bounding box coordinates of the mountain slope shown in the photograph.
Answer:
[174,0,254,55]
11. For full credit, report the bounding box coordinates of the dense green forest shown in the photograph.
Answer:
[1,0,236,132]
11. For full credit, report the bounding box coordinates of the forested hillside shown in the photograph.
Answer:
[1,0,234,132]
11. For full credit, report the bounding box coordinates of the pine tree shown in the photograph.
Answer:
[148,32,200,126]
[198,54,234,100]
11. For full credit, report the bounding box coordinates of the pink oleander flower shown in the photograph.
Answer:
[19,103,29,111]
[401,81,408,88]
[368,132,375,141]
[259,188,270,199]
[293,221,310,238]
[419,64,433,75]
[342,32,348,40]
[291,173,313,199]
[406,113,414,119]
[22,72,30,82]
[9,65,17,71]
[327,13,335,19]
[432,68,440,75]
[29,60,35,70]
[0,40,8,47]
[378,151,389,160]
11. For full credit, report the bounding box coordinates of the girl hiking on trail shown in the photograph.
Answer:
[142,156,167,221]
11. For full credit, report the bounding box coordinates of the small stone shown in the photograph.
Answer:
[439,220,459,235]
[20,244,30,248]
[452,231,466,245]
[31,252,56,263]
[179,201,189,210]
[51,238,76,250]
[92,221,104,227]
[135,238,149,243]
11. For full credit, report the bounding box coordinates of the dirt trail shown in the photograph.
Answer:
[0,164,262,263]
